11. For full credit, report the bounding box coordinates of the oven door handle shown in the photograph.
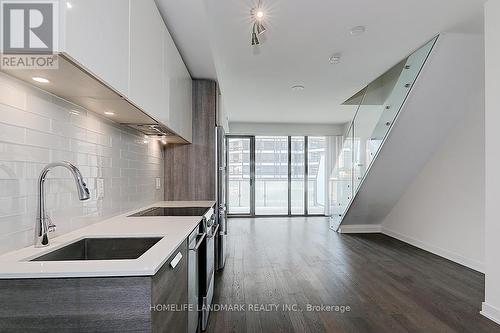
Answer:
[209,224,220,239]
[189,232,206,251]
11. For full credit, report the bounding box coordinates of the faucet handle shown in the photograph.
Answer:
[46,216,56,233]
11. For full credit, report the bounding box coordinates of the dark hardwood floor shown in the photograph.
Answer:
[207,217,500,333]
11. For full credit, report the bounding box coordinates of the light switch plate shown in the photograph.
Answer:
[96,178,104,199]
[155,177,161,190]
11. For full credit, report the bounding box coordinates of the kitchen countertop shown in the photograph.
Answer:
[0,201,215,279]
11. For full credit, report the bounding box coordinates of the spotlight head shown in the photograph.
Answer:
[251,31,260,45]
[256,22,266,34]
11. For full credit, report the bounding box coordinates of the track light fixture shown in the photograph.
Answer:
[251,24,260,46]
[250,0,266,46]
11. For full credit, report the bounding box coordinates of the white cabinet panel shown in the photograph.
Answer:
[129,0,166,124]
[164,29,192,142]
[63,0,130,96]
[53,0,192,142]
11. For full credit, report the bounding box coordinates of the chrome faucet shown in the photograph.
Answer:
[35,161,90,247]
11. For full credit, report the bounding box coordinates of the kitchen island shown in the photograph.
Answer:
[0,201,215,332]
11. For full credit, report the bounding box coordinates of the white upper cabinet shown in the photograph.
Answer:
[61,0,130,96]
[164,29,193,142]
[129,0,167,126]
[54,0,192,142]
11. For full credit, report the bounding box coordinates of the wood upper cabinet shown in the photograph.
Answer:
[61,0,130,96]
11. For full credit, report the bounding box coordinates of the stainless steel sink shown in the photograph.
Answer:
[30,237,162,261]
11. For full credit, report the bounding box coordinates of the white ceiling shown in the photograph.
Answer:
[157,0,486,125]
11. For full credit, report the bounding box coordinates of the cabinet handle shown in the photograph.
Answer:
[170,252,183,269]
[189,232,206,251]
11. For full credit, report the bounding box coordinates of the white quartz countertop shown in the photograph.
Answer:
[0,201,215,279]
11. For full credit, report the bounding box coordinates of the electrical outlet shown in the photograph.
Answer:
[97,178,105,199]
[155,177,161,190]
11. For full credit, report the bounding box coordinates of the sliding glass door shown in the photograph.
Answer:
[227,137,252,215]
[307,137,327,215]
[255,136,289,215]
[290,136,305,215]
[227,135,331,217]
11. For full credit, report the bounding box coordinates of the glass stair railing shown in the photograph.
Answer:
[329,36,438,231]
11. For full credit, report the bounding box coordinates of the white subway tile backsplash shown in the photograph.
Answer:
[0,143,51,164]
[0,123,25,144]
[26,94,71,122]
[0,104,51,132]
[0,81,27,110]
[0,72,164,255]
[26,129,71,150]
[0,197,26,217]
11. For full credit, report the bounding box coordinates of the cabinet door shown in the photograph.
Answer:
[151,241,188,332]
[63,0,130,96]
[164,29,192,142]
[129,0,166,123]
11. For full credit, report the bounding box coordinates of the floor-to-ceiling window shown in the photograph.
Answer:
[227,137,252,215]
[227,135,337,217]
[307,137,327,215]
[255,136,289,215]
[290,136,305,215]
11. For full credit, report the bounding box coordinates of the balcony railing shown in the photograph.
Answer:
[227,178,325,215]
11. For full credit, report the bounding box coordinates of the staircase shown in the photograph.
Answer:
[330,33,484,232]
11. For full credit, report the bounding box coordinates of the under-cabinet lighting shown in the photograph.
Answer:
[32,77,50,84]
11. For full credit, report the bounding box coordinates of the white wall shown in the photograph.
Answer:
[381,92,485,272]
[229,122,345,136]
[0,73,164,255]
[482,0,500,325]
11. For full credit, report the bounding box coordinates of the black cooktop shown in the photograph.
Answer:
[129,207,210,217]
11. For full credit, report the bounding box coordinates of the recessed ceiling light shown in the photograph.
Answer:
[104,111,114,116]
[69,110,80,116]
[32,77,49,83]
[291,85,305,91]
[66,2,72,9]
[350,25,366,36]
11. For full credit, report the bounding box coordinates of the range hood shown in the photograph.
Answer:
[0,53,188,144]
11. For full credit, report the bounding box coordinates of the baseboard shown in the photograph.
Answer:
[481,302,500,325]
[338,224,382,234]
[381,227,484,273]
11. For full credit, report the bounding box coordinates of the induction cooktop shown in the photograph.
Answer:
[128,207,211,217]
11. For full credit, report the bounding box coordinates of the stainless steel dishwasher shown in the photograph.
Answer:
[188,222,206,333]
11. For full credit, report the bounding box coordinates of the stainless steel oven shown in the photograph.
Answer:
[188,224,205,333]
[200,209,216,331]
